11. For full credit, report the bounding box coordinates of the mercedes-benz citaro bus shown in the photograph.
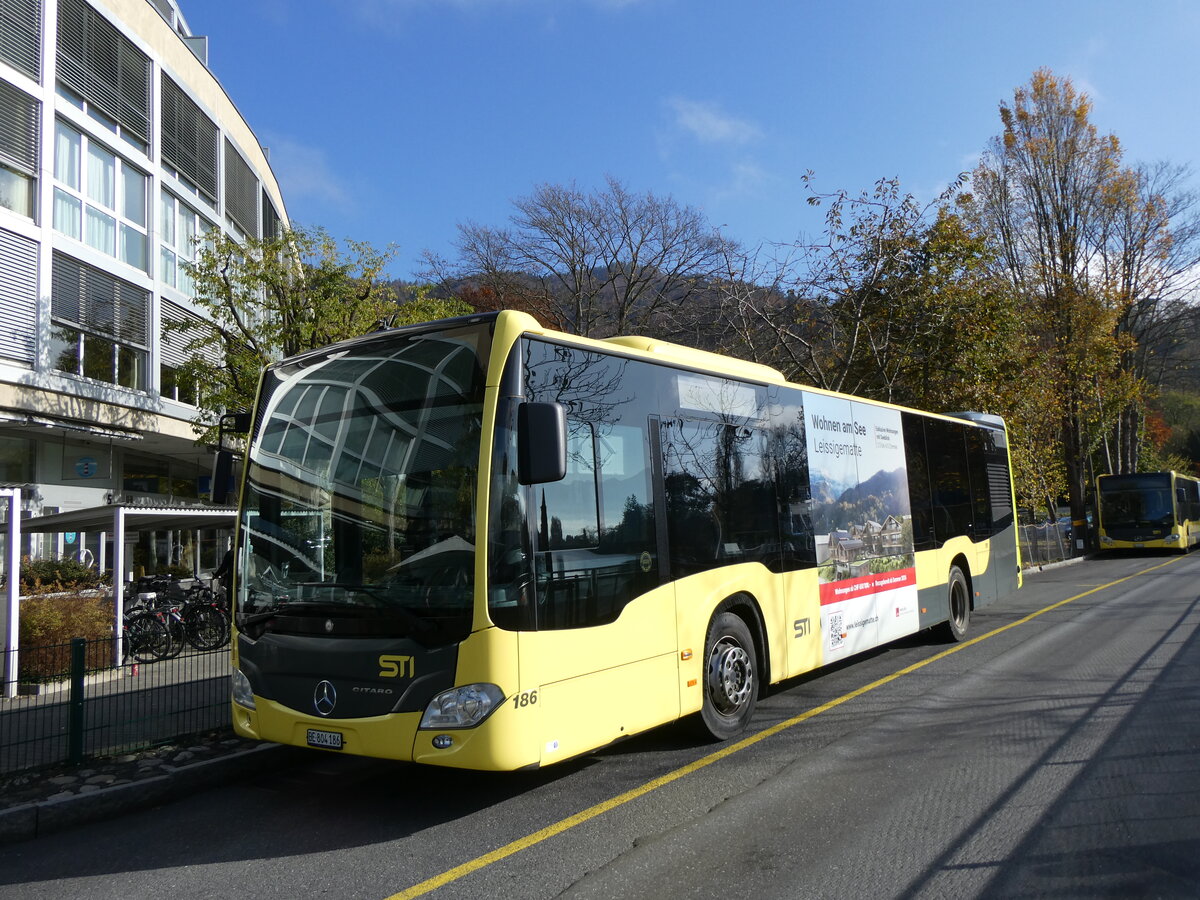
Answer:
[230,310,1022,770]
[1096,471,1200,552]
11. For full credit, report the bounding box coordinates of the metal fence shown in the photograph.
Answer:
[0,638,230,776]
[1019,521,1081,568]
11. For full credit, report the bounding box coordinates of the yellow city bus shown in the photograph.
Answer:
[1096,471,1200,552]
[230,310,1022,770]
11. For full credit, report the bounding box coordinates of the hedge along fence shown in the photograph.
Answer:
[16,594,115,682]
[7,556,115,681]
[19,556,109,594]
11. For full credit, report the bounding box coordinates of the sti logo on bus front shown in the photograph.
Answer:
[378,655,415,678]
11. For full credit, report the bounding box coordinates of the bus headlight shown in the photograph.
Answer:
[420,683,504,729]
[1164,534,1179,542]
[232,668,256,710]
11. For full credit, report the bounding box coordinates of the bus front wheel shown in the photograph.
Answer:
[941,565,971,643]
[698,611,757,741]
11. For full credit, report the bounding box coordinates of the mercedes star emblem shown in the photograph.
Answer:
[313,680,337,716]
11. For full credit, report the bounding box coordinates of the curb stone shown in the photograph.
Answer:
[0,742,299,844]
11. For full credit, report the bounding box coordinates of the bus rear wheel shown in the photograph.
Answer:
[698,612,757,741]
[940,565,971,643]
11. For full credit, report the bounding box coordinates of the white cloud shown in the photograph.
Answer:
[262,134,355,214]
[667,98,763,146]
[719,159,771,198]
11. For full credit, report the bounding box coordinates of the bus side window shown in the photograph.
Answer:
[532,416,660,630]
[902,413,936,550]
[965,427,994,539]
[534,422,601,629]
[663,418,777,577]
[925,419,973,542]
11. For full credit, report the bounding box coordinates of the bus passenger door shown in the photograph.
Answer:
[517,417,677,765]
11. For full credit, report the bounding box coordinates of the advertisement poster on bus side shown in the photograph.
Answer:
[802,392,918,663]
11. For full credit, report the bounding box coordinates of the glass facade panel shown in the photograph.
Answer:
[159,191,175,244]
[49,325,81,374]
[0,165,33,218]
[160,245,176,287]
[82,333,114,381]
[85,206,116,254]
[54,122,80,188]
[123,162,146,226]
[86,143,114,208]
[120,223,146,269]
[53,188,81,237]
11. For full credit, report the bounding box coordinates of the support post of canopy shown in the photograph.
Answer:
[112,506,127,668]
[2,489,21,699]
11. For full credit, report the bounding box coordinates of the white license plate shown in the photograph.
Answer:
[307,728,343,750]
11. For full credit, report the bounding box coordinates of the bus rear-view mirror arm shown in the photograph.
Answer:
[517,401,568,485]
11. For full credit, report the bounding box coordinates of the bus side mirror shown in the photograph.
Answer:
[517,402,567,485]
[212,451,235,505]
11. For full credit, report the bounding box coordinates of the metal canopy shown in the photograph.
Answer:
[21,504,236,534]
[11,503,237,677]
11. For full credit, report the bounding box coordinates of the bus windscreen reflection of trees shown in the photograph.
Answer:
[242,332,485,618]
[663,417,779,576]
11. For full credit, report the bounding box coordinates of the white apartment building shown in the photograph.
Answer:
[0,0,288,572]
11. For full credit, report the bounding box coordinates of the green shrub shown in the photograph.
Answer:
[17,594,114,681]
[19,556,106,593]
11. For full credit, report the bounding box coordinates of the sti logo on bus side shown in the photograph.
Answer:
[378,655,415,678]
[793,618,811,638]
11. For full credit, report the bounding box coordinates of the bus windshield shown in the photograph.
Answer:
[236,323,490,640]
[1099,473,1174,528]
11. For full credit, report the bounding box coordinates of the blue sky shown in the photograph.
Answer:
[184,0,1200,280]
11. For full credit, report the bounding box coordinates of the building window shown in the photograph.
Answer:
[224,138,258,237]
[0,435,35,483]
[160,364,198,405]
[160,73,218,206]
[50,252,149,390]
[0,81,39,219]
[160,299,217,406]
[262,190,280,240]
[55,0,151,152]
[53,120,148,271]
[0,0,41,81]
[159,190,213,295]
[122,453,169,494]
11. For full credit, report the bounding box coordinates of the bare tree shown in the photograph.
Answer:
[422,176,739,339]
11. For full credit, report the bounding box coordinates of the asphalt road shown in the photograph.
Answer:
[1,551,1198,899]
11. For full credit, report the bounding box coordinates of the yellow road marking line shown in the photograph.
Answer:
[384,556,1184,899]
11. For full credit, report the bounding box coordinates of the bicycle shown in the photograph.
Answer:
[128,574,230,653]
[121,608,173,663]
[179,581,230,651]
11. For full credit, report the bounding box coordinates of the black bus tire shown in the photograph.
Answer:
[940,565,971,643]
[698,611,757,741]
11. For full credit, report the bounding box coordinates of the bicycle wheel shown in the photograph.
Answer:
[161,611,186,659]
[125,611,172,662]
[183,602,229,650]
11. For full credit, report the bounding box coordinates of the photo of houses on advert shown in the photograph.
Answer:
[802,392,920,661]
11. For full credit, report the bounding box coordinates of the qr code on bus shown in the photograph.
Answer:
[828,612,844,650]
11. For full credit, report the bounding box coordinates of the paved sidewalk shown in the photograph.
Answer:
[0,729,300,844]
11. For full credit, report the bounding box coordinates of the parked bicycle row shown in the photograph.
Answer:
[122,574,230,663]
